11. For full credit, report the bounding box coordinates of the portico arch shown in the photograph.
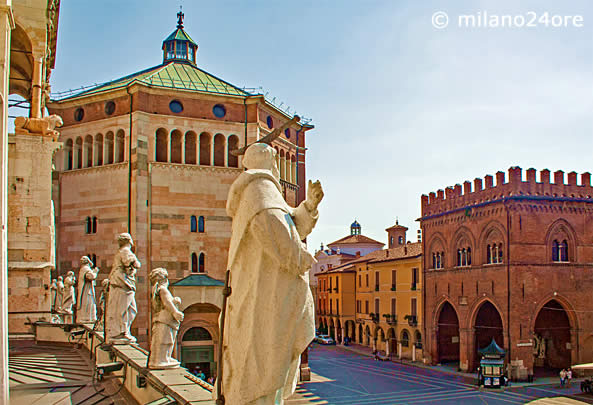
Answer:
[471,299,504,371]
[436,300,460,364]
[532,299,573,371]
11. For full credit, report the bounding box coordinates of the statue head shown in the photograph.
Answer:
[57,276,63,282]
[150,267,168,285]
[117,233,134,247]
[80,256,93,266]
[101,279,110,288]
[242,143,279,180]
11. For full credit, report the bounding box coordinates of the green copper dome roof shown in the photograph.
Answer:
[67,60,250,98]
[164,27,197,45]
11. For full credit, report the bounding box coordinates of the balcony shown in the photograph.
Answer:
[411,284,417,291]
[383,314,397,325]
[391,285,396,291]
[405,314,418,327]
[333,287,339,293]
[375,285,379,291]
[369,313,379,323]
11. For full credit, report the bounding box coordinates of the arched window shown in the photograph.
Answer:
[75,137,83,169]
[398,236,404,245]
[213,134,225,166]
[554,239,569,262]
[185,131,197,164]
[401,330,410,347]
[498,243,503,263]
[467,247,472,266]
[415,330,422,347]
[190,215,197,232]
[94,134,104,166]
[92,216,97,233]
[199,132,211,165]
[198,253,205,273]
[105,131,114,164]
[487,244,492,264]
[115,130,125,163]
[65,139,73,170]
[291,154,297,184]
[170,130,182,163]
[279,149,285,180]
[84,135,93,167]
[198,216,205,233]
[191,252,198,273]
[182,327,212,341]
[227,135,239,168]
[155,128,168,162]
[85,217,91,234]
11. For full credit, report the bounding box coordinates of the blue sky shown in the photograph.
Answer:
[51,0,593,252]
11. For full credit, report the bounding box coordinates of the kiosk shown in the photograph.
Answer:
[478,339,506,388]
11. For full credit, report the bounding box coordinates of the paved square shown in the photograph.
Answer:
[287,345,593,405]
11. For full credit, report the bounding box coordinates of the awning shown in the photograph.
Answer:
[571,363,593,370]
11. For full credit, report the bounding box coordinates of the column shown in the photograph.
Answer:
[412,344,416,362]
[385,340,390,357]
[0,3,13,402]
[195,136,199,166]
[223,137,228,167]
[210,138,214,166]
[398,342,402,359]
[166,133,171,163]
[30,54,43,118]
[181,133,185,164]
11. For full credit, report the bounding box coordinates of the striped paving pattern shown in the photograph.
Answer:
[287,345,593,405]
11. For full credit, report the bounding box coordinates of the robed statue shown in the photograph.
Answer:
[148,268,184,369]
[106,233,140,344]
[77,256,99,323]
[220,143,324,404]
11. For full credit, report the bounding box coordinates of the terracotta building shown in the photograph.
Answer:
[420,167,593,379]
[47,12,313,375]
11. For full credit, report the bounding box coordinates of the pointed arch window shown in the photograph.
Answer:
[190,215,197,232]
[553,239,569,262]
[191,253,198,273]
[198,253,205,273]
[198,216,205,233]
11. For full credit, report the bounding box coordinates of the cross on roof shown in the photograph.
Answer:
[177,6,184,29]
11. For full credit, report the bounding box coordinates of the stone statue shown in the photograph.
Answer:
[49,278,62,323]
[14,114,63,140]
[77,256,100,323]
[61,271,76,323]
[221,143,324,405]
[148,268,184,369]
[106,233,140,344]
[50,278,58,312]
[55,276,64,312]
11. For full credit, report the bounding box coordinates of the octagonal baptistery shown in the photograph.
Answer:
[47,11,313,357]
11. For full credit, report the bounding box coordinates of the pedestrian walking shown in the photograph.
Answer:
[567,368,573,388]
[560,368,567,388]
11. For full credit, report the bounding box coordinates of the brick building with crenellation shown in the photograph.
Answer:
[420,166,593,379]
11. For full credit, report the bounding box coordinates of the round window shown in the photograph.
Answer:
[213,104,226,118]
[105,101,116,115]
[266,115,273,129]
[284,128,291,139]
[169,100,184,113]
[74,108,84,122]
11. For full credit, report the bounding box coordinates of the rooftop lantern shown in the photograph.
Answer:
[350,220,361,236]
[162,8,198,65]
